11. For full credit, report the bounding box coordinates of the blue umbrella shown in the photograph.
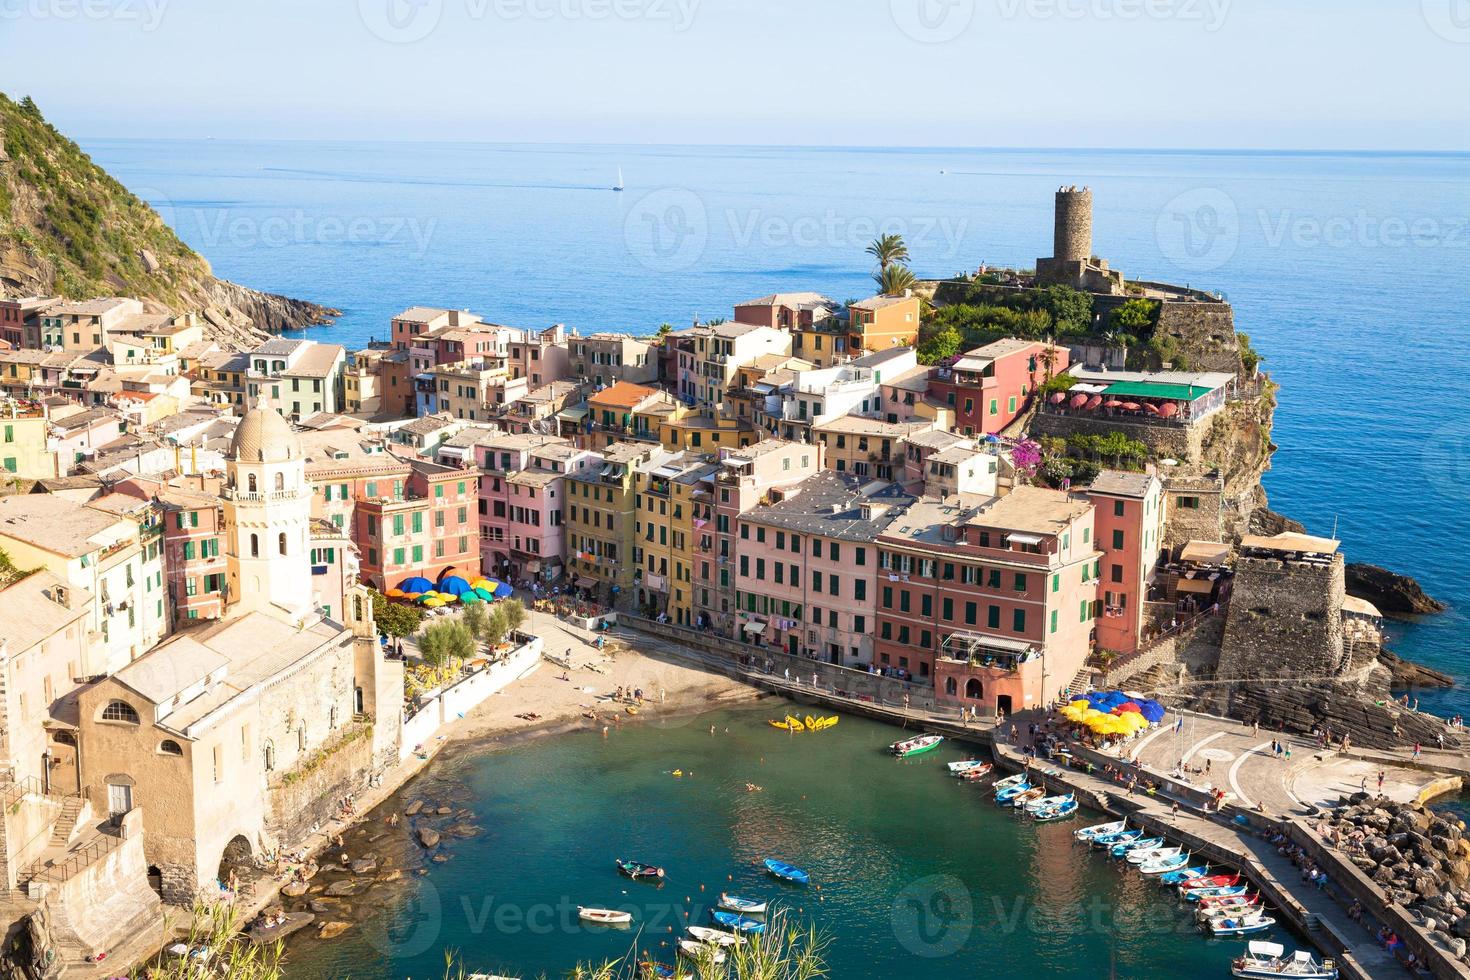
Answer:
[437,575,472,597]
[1138,700,1167,724]
[398,576,434,594]
[492,582,513,599]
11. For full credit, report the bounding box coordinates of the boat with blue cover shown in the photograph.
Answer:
[1158,865,1210,886]
[994,781,1032,804]
[1110,835,1163,858]
[1091,827,1142,849]
[711,911,765,934]
[1033,798,1078,821]
[764,858,810,884]
[1073,819,1125,842]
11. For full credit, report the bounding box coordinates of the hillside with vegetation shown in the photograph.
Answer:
[0,93,334,342]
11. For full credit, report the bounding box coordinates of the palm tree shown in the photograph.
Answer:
[866,233,909,273]
[874,264,918,296]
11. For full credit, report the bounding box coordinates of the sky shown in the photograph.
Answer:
[2,0,1468,149]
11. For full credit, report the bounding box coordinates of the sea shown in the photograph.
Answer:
[78,141,1469,974]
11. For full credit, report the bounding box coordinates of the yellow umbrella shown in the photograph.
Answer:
[423,597,446,608]
[471,578,493,591]
[1069,699,1090,709]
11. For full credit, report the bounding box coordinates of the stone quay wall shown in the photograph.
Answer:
[1218,554,1345,681]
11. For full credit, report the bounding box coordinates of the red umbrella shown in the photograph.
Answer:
[1113,701,1143,715]
[1069,393,1089,409]
[1144,402,1161,415]
[1121,402,1141,412]
[1085,395,1103,410]
[1158,402,1179,418]
[1103,399,1123,410]
[1049,392,1067,405]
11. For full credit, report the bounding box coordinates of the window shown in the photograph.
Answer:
[247,473,257,493]
[158,739,183,756]
[278,532,288,556]
[942,597,953,620]
[1014,573,1026,592]
[1012,609,1026,632]
[1112,529,1124,550]
[1177,496,1200,510]
[249,534,259,558]
[1113,499,1125,517]
[274,472,285,491]
[853,580,866,601]
[1111,564,1123,583]
[987,605,1000,629]
[102,700,140,724]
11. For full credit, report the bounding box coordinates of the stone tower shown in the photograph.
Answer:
[223,403,315,622]
[1053,185,1093,265]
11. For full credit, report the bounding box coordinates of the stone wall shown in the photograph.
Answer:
[1099,614,1224,689]
[1030,409,1206,462]
[1161,477,1226,551]
[37,809,161,962]
[1154,301,1240,373]
[1218,554,1345,681]
[266,724,374,847]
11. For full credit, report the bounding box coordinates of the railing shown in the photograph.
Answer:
[1095,604,1225,684]
[27,825,126,886]
[0,775,56,808]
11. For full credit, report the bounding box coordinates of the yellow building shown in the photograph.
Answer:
[658,415,759,454]
[565,442,670,601]
[1,406,58,479]
[634,451,718,625]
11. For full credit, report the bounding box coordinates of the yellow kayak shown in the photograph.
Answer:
[768,719,794,730]
[804,715,818,731]
[785,715,805,732]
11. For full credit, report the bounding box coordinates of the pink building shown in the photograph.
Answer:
[734,472,912,666]
[506,324,570,388]
[929,339,1068,437]
[1087,470,1165,655]
[114,475,228,625]
[502,442,597,584]
[472,433,575,581]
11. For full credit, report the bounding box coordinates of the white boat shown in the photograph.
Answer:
[1024,793,1073,812]
[717,893,767,914]
[1231,942,1338,979]
[1074,819,1125,842]
[947,760,991,775]
[1206,912,1276,937]
[613,166,625,192]
[992,772,1029,791]
[678,939,726,964]
[1199,902,1264,922]
[1127,845,1183,865]
[577,907,631,925]
[1138,851,1192,875]
[687,926,741,947]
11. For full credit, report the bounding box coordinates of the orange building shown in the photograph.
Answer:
[849,294,921,355]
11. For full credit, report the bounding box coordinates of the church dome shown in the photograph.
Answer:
[230,405,301,464]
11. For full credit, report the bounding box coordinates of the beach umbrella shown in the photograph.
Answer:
[1103,399,1123,410]
[403,592,423,601]
[398,576,434,594]
[471,578,494,591]
[1121,402,1141,412]
[492,582,514,599]
[385,588,406,598]
[1069,392,1089,409]
[473,587,495,601]
[1138,700,1167,724]
[437,575,472,597]
[1144,402,1161,415]
[1113,701,1143,715]
[1158,402,1179,419]
[1124,713,1151,731]
[1084,395,1103,411]
[459,591,482,604]
[1049,392,1067,404]
[416,592,440,604]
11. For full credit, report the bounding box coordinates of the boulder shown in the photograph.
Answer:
[317,922,352,940]
[416,828,441,849]
[1347,564,1445,615]
[323,880,360,898]
[435,806,452,815]
[405,801,424,816]
[446,823,481,839]
[431,853,449,863]
[308,899,331,913]
[350,857,378,876]
[281,881,308,898]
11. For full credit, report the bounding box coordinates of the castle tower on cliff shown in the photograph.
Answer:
[1035,186,1125,295]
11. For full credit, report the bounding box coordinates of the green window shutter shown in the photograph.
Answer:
[190,511,199,527]
[1050,610,1058,633]
[1012,609,1025,632]
[1052,573,1060,593]
[393,548,405,565]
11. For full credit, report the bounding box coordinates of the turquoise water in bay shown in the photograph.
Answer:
[281,706,1290,978]
[80,140,1469,713]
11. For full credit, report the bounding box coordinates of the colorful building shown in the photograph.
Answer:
[929,339,1068,437]
[566,442,670,601]
[633,451,718,625]
[848,294,921,354]
[355,459,480,589]
[1086,470,1165,655]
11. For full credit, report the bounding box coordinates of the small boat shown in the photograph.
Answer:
[1197,890,1260,910]
[947,760,992,776]
[786,715,805,732]
[678,940,726,964]
[1126,845,1183,866]
[711,911,765,934]
[820,716,839,730]
[1198,900,1264,922]
[959,765,995,782]
[890,734,943,757]
[717,893,767,915]
[1205,912,1276,937]
[994,782,1032,804]
[687,926,742,947]
[1110,836,1163,858]
[764,858,810,884]
[613,166,625,192]
[768,719,796,730]
[578,907,632,925]
[1158,865,1210,886]
[1180,873,1241,891]
[1010,787,1047,808]
[615,859,665,880]
[1074,820,1126,842]
[1138,852,1192,875]
[993,773,1029,791]
[1231,942,1337,979]
[1184,884,1249,903]
[1034,799,1079,821]
[639,962,676,979]
[1024,793,1073,812]
[1091,828,1142,849]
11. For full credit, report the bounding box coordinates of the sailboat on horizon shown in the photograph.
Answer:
[613,166,625,192]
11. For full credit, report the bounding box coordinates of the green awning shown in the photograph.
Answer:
[1102,381,1215,402]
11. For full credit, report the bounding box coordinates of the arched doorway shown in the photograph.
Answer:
[944,677,957,696]
[965,678,983,700]
[218,834,254,888]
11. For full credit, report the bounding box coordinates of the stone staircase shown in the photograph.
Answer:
[1062,668,1094,702]
[48,797,84,850]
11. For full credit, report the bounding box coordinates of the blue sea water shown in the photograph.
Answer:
[83,140,1469,712]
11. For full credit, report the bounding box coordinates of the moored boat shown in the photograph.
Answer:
[890,734,944,757]
[578,907,632,925]
[993,773,1029,791]
[687,926,742,947]
[717,893,767,915]
[1126,845,1183,866]
[994,781,1032,804]
[1179,873,1241,892]
[1010,787,1047,808]
[1158,865,1210,886]
[1034,798,1079,821]
[1184,884,1249,903]
[959,765,995,781]
[764,858,810,884]
[1110,835,1163,858]
[1138,851,1192,875]
[615,859,665,880]
[1198,900,1264,922]
[711,910,765,934]
[1197,890,1260,910]
[1204,912,1276,936]
[1024,793,1073,812]
[1092,827,1142,849]
[678,939,726,964]
[947,760,991,776]
[1231,942,1337,979]
[1074,819,1126,842]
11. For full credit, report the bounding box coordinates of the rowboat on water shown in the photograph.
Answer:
[678,939,727,964]
[959,765,995,782]
[578,907,632,925]
[764,858,810,884]
[687,926,742,947]
[890,734,944,757]
[1033,798,1079,821]
[717,893,767,915]
[1024,793,1073,812]
[1110,836,1163,858]
[1184,884,1249,903]
[1231,942,1338,979]
[1126,845,1184,866]
[993,773,1029,791]
[1197,890,1260,909]
[1074,820,1126,842]
[994,781,1032,804]
[1010,787,1047,808]
[711,911,765,934]
[1205,912,1276,937]
[1180,873,1241,891]
[1138,851,1192,875]
[1158,865,1210,885]
[615,859,665,880]
[1198,900,1264,922]
[948,760,992,776]
[1091,828,1142,849]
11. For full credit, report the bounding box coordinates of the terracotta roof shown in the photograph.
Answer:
[589,380,659,409]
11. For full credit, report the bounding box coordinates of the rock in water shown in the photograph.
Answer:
[1347,563,1445,615]
[417,828,441,849]
[323,880,360,898]
[281,881,308,897]
[405,801,424,816]
[350,856,378,875]
[317,922,352,940]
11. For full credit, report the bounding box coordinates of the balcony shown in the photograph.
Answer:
[221,485,309,504]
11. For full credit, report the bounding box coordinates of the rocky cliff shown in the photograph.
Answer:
[0,93,335,342]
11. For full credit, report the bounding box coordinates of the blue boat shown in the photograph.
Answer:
[1091,828,1141,849]
[1110,835,1163,858]
[1159,865,1210,886]
[711,911,766,934]
[1033,798,1078,821]
[994,781,1031,804]
[764,858,810,884]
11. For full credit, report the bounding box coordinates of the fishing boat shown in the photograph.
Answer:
[687,926,742,947]
[615,859,665,880]
[711,911,765,934]
[1010,787,1047,808]
[890,734,944,757]
[1197,891,1260,910]
[994,781,1032,804]
[1024,793,1074,812]
[959,765,996,782]
[1110,835,1163,858]
[677,940,726,964]
[993,773,1029,791]
[1074,820,1126,842]
[947,760,991,776]
[1034,798,1079,821]
[764,858,810,884]
[1180,873,1241,892]
[1231,942,1338,979]
[717,893,767,915]
[1158,865,1210,886]
[1138,852,1192,875]
[1184,884,1249,903]
[1205,912,1276,937]
[578,907,632,925]
[1091,827,1142,849]
[1198,900,1264,922]
[1126,845,1183,865]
